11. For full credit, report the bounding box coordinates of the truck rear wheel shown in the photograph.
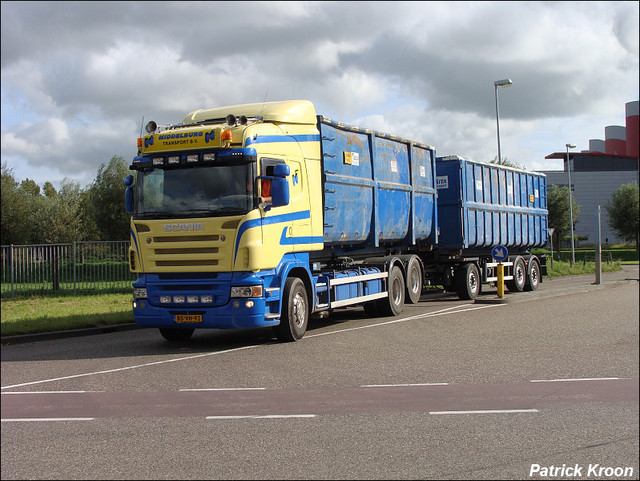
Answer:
[524,259,541,291]
[455,263,481,300]
[505,256,526,292]
[377,265,405,316]
[405,256,423,304]
[159,328,194,342]
[274,277,308,342]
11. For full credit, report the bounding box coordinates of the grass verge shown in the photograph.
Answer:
[545,259,623,277]
[1,293,133,337]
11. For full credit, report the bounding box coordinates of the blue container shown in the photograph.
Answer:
[318,117,438,249]
[435,156,548,251]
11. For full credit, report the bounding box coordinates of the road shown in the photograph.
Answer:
[1,267,638,480]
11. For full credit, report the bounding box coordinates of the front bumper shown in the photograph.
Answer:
[132,297,279,329]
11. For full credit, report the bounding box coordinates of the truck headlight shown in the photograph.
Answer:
[230,286,263,298]
[133,288,148,299]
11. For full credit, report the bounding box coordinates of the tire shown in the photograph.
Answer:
[273,277,308,342]
[159,328,194,342]
[377,265,405,316]
[405,256,423,304]
[455,263,481,300]
[525,259,541,291]
[505,256,526,292]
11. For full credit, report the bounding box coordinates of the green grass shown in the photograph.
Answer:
[1,293,133,337]
[545,259,623,277]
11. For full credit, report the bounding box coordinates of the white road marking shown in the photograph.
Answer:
[1,344,263,390]
[2,417,94,422]
[0,303,502,391]
[307,304,501,339]
[530,377,620,383]
[2,390,103,394]
[206,414,317,420]
[180,387,266,391]
[361,383,449,388]
[429,409,539,415]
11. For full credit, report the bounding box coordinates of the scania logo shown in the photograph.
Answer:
[163,222,205,232]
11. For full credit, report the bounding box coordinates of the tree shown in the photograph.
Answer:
[0,170,51,245]
[547,184,581,252]
[43,181,57,199]
[88,155,131,240]
[489,156,525,170]
[39,179,87,243]
[606,182,639,249]
[1,162,28,245]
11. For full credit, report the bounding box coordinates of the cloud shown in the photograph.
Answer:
[1,1,638,187]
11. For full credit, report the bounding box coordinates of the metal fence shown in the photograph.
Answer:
[1,241,135,298]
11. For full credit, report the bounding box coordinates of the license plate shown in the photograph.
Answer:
[174,314,203,323]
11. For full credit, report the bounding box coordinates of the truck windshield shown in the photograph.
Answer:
[135,163,255,218]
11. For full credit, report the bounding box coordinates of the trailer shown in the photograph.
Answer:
[125,100,547,342]
[427,155,548,299]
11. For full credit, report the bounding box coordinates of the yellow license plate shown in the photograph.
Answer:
[174,314,203,323]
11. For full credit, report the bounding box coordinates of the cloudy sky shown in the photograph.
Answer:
[1,1,638,189]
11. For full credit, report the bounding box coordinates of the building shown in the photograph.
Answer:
[540,100,639,246]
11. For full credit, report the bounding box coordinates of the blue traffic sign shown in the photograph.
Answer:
[491,245,509,262]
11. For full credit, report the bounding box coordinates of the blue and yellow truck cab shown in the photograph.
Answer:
[126,100,439,341]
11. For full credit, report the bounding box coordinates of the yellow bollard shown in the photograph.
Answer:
[497,263,504,298]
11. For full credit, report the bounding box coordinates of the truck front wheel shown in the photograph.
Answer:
[274,277,308,342]
[455,263,481,300]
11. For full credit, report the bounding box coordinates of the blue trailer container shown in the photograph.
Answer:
[422,155,548,300]
[317,116,438,254]
[435,155,548,252]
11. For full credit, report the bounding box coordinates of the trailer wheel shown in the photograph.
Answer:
[159,328,194,342]
[524,259,541,291]
[273,277,308,342]
[405,256,423,304]
[455,263,481,300]
[377,265,405,316]
[505,256,526,292]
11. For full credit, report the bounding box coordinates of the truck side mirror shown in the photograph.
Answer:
[270,164,290,208]
[124,174,135,215]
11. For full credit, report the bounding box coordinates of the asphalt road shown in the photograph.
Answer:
[1,266,638,480]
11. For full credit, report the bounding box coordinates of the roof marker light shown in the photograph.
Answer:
[145,121,157,133]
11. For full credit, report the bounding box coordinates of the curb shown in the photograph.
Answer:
[1,323,139,346]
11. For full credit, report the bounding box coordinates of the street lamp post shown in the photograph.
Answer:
[494,79,513,163]
[566,143,576,265]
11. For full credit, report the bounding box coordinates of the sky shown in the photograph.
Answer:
[1,1,639,190]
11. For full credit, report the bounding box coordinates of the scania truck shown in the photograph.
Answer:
[125,100,547,342]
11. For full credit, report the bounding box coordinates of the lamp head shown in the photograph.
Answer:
[566,143,576,149]
[494,79,513,88]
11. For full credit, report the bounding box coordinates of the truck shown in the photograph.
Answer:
[125,100,547,342]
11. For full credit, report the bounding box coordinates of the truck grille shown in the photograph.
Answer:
[148,234,229,270]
